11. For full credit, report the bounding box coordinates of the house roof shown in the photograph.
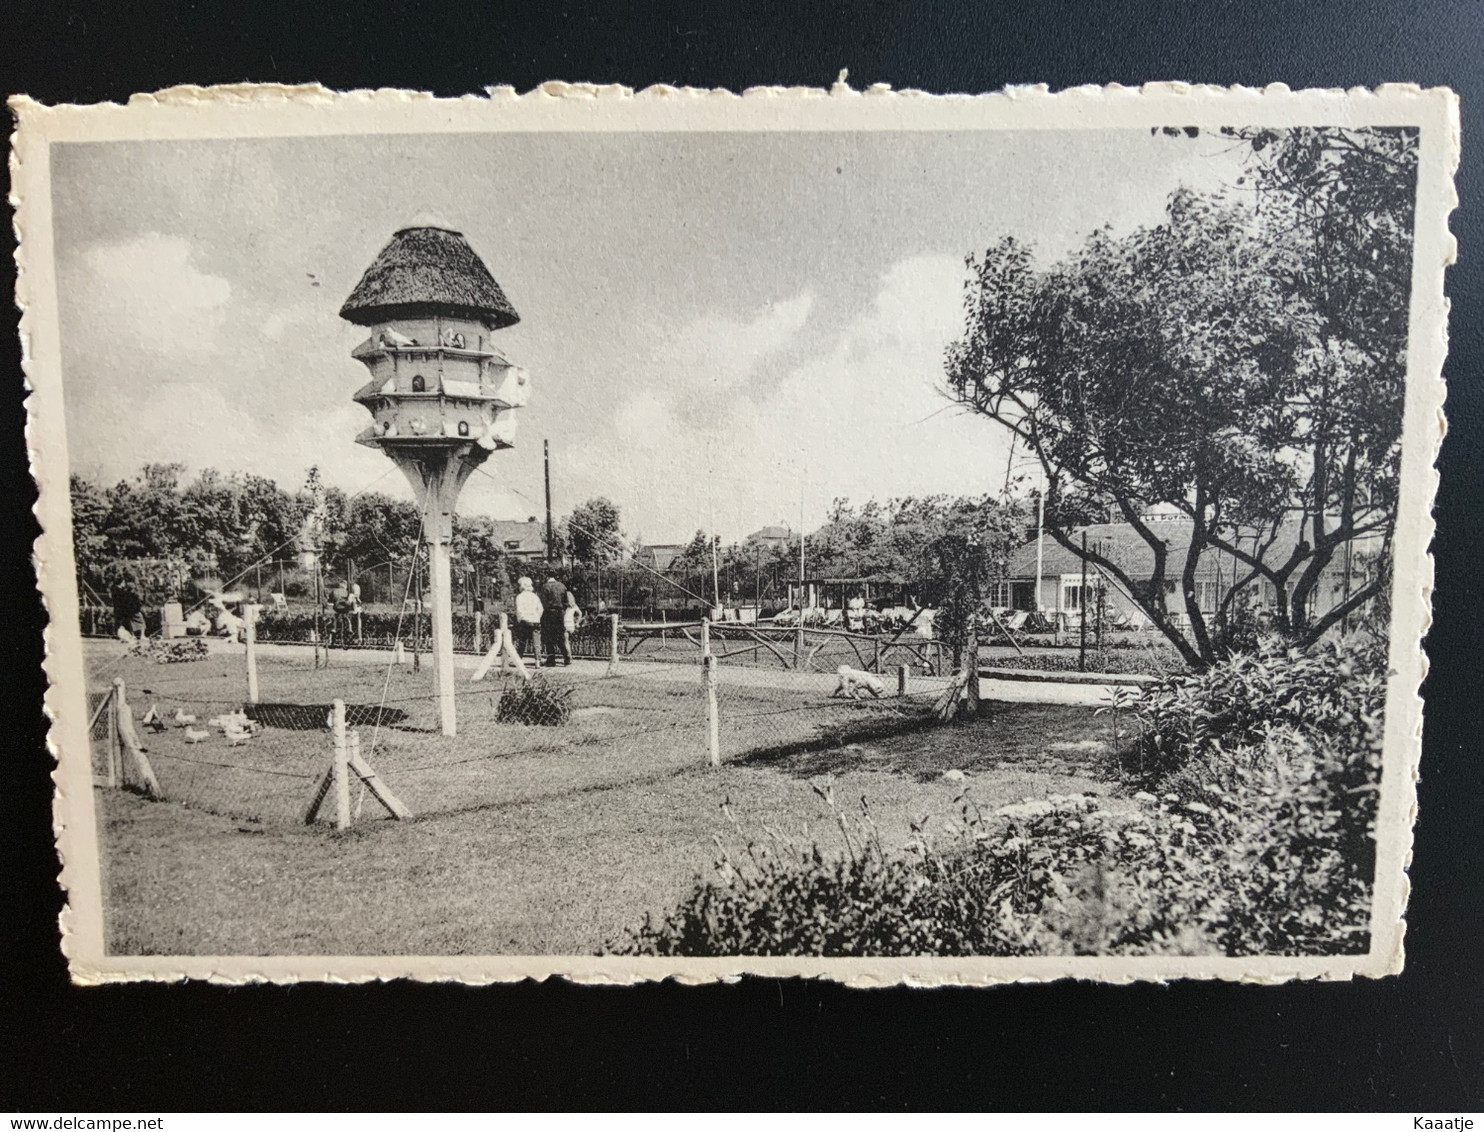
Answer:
[638,544,685,570]
[1006,517,1347,582]
[747,525,793,542]
[340,226,520,329]
[489,519,545,555]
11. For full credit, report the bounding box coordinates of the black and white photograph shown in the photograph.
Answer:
[13,83,1454,984]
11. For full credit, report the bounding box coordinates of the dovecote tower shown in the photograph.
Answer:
[341,222,531,736]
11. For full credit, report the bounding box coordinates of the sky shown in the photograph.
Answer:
[50,127,1244,544]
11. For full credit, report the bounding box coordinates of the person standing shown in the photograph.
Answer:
[563,590,583,662]
[539,572,570,667]
[112,582,146,643]
[514,576,543,662]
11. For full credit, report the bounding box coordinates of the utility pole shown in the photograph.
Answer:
[1079,530,1088,673]
[1035,486,1045,614]
[544,438,555,562]
[798,480,807,610]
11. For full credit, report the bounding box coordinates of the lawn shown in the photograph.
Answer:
[86,642,1121,955]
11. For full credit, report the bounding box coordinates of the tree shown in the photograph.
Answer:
[946,130,1416,666]
[69,473,111,586]
[332,491,421,570]
[562,497,623,565]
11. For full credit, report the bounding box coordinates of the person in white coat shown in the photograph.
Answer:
[514,576,543,661]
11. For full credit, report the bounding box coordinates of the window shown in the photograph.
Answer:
[504,540,523,551]
[990,580,1012,607]
[1196,580,1221,612]
[1061,574,1106,613]
[457,420,470,437]
[411,374,425,393]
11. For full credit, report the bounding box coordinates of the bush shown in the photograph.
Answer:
[128,637,211,664]
[496,675,573,726]
[980,650,1182,677]
[1122,636,1387,795]
[623,640,1386,958]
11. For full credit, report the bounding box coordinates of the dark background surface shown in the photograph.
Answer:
[2,0,1481,1112]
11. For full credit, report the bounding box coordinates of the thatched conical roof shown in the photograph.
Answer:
[340,225,520,329]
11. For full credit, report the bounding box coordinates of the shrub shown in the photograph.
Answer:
[980,650,1181,677]
[620,789,1226,957]
[128,637,210,664]
[495,675,573,726]
[1122,636,1387,796]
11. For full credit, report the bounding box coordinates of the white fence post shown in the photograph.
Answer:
[244,603,261,705]
[607,613,620,677]
[332,699,350,831]
[703,654,720,769]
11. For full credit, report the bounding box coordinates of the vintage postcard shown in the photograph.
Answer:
[11,81,1456,984]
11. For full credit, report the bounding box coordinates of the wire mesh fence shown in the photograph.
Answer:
[83,616,966,831]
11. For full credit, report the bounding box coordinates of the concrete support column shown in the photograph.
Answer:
[428,528,457,737]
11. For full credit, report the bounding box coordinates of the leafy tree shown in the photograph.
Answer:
[69,473,111,585]
[946,129,1416,666]
[562,497,623,565]
[330,491,421,570]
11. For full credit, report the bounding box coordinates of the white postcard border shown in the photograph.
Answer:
[10,80,1458,985]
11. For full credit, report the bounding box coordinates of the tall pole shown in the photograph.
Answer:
[1079,530,1088,673]
[544,438,555,561]
[798,477,806,610]
[709,501,721,614]
[427,503,456,736]
[796,478,806,664]
[1035,487,1046,614]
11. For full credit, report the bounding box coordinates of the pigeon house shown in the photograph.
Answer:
[341,222,530,736]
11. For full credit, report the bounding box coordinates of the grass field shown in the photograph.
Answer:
[86,642,1120,955]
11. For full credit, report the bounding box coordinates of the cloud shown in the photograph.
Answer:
[66,377,388,501]
[78,234,232,361]
[560,254,1010,542]
[636,292,814,429]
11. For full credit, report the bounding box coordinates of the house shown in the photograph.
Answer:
[635,543,686,572]
[1001,515,1379,627]
[745,524,794,551]
[490,518,546,561]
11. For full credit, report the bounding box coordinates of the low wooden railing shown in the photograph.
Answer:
[677,621,949,675]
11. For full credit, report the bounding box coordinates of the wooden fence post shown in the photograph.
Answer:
[106,682,120,787]
[113,678,161,798]
[703,654,721,768]
[700,616,711,658]
[346,732,412,820]
[473,610,483,656]
[606,613,620,677]
[332,699,350,831]
[243,603,261,705]
[897,664,909,698]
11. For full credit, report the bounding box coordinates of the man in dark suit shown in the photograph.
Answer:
[538,573,571,667]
